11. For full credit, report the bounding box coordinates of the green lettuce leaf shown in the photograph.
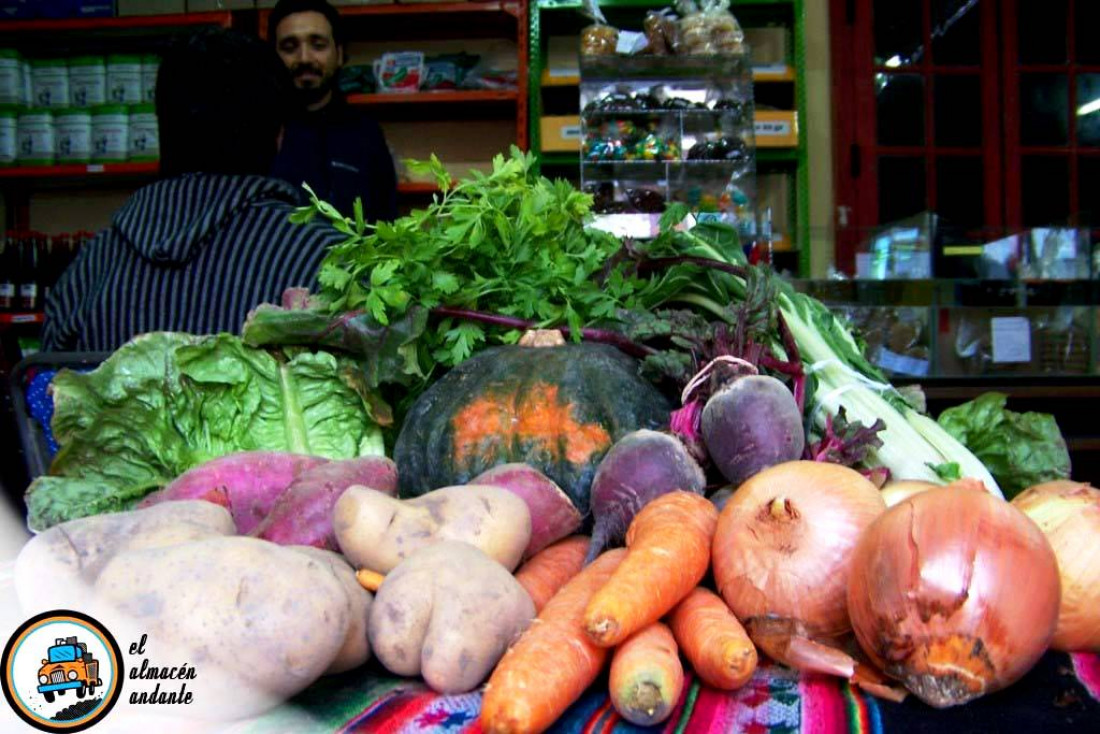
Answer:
[26,332,386,531]
[936,392,1071,499]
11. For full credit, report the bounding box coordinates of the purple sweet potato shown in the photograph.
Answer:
[138,452,328,534]
[252,456,399,549]
[701,374,804,487]
[586,430,706,562]
[469,463,584,559]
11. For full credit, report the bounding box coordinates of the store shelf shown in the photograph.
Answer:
[0,313,44,326]
[296,1,521,18]
[753,67,796,82]
[347,90,519,105]
[757,148,799,164]
[258,1,524,39]
[397,182,440,195]
[0,162,159,181]
[0,12,232,33]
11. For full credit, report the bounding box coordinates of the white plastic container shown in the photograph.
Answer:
[0,50,22,106]
[17,109,55,166]
[31,59,69,109]
[69,56,107,108]
[127,103,158,161]
[55,108,92,163]
[0,107,17,166]
[106,55,142,105]
[141,54,159,104]
[91,104,128,162]
[21,58,31,107]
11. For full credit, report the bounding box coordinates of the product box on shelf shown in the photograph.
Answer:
[118,0,184,14]
[540,115,580,153]
[753,109,797,147]
[23,0,115,18]
[186,0,253,11]
[938,306,1094,377]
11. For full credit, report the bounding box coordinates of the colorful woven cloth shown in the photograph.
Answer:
[234,652,1100,734]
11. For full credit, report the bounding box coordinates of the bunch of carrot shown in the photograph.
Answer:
[484,491,758,734]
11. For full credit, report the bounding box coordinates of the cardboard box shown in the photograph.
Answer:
[186,0,253,10]
[754,110,798,147]
[119,0,184,14]
[540,115,581,153]
[5,0,114,17]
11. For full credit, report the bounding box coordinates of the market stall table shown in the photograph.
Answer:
[227,651,1100,733]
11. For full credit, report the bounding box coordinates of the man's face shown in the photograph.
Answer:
[275,10,343,105]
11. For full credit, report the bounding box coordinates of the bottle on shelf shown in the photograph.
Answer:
[0,230,20,312]
[18,231,40,312]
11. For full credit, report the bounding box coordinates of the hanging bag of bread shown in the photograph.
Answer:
[580,0,620,56]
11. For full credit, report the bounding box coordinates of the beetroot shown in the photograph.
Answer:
[585,430,706,562]
[252,456,399,549]
[470,463,584,559]
[701,374,804,487]
[138,452,328,533]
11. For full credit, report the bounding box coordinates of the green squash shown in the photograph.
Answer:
[394,343,672,513]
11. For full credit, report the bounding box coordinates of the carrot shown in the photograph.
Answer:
[481,548,626,734]
[668,587,757,690]
[514,535,590,613]
[583,491,717,647]
[355,568,385,592]
[608,622,684,726]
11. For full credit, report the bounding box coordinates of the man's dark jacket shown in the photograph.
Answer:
[271,95,398,222]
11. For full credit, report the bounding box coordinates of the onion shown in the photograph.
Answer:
[881,478,996,508]
[712,461,886,641]
[848,486,1060,708]
[1011,480,1100,652]
[880,479,938,507]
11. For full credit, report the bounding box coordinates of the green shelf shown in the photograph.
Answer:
[530,0,810,276]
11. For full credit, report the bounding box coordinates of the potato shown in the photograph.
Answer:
[334,484,531,574]
[368,541,535,693]
[15,500,236,616]
[290,546,372,675]
[95,537,350,720]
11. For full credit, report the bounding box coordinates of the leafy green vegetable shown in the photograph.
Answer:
[937,392,1071,498]
[294,147,668,379]
[26,332,386,531]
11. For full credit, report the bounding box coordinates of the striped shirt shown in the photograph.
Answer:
[42,173,344,352]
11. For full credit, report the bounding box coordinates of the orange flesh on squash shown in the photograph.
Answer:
[451,383,611,466]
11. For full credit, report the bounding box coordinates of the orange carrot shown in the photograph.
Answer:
[514,535,590,613]
[668,587,757,690]
[355,568,385,592]
[481,548,627,734]
[608,622,684,726]
[583,491,717,647]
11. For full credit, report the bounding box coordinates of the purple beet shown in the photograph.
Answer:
[701,374,804,487]
[585,430,706,563]
[251,456,399,549]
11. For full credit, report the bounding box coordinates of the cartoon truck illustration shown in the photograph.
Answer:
[37,637,101,703]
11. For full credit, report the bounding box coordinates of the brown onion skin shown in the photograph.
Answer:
[1012,480,1100,651]
[712,461,885,639]
[848,486,1061,708]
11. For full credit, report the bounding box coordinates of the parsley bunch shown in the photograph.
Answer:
[292,147,660,370]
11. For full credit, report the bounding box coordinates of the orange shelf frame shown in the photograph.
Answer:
[0,162,159,180]
[0,12,232,33]
[347,89,518,105]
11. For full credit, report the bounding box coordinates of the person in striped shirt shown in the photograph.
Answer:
[41,29,345,353]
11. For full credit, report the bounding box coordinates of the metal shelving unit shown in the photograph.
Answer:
[529,0,810,275]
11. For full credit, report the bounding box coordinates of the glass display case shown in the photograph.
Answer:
[578,54,755,240]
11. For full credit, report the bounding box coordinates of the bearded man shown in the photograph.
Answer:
[268,0,398,221]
